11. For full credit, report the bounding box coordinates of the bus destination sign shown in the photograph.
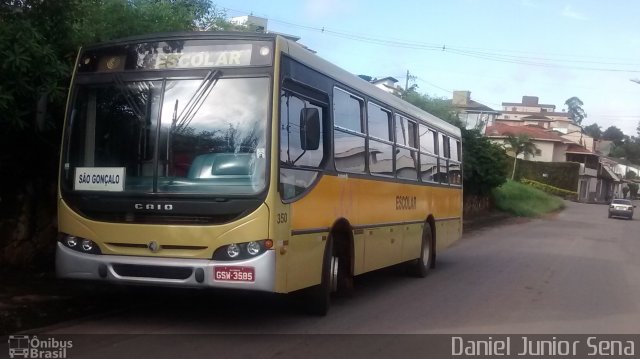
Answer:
[74,167,125,192]
[153,44,252,69]
[85,41,272,73]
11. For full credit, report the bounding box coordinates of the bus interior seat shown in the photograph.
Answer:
[187,153,252,179]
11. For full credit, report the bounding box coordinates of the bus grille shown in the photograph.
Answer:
[82,212,240,225]
[112,264,193,280]
[106,243,208,251]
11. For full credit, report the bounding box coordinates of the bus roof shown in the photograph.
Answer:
[81,31,278,50]
[81,31,460,137]
[278,36,461,138]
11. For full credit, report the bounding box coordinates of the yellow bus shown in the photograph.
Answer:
[57,31,462,314]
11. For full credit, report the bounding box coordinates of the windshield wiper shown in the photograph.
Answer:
[114,73,145,120]
[174,69,222,133]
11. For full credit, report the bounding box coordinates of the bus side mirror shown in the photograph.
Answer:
[300,108,320,151]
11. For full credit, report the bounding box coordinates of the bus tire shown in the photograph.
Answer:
[333,232,354,297]
[411,222,433,278]
[304,238,334,316]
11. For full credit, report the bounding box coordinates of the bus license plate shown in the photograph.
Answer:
[214,266,255,282]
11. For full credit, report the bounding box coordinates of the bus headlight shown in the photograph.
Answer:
[58,233,102,255]
[213,240,271,261]
[246,241,261,256]
[81,239,94,252]
[66,236,78,248]
[226,243,240,258]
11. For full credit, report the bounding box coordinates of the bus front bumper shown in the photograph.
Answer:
[55,242,276,292]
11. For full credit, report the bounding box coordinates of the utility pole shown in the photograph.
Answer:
[403,70,417,99]
[405,70,410,97]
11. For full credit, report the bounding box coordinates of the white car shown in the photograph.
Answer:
[608,199,636,219]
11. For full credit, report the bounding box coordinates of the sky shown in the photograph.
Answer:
[213,0,640,136]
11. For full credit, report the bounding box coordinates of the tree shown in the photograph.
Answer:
[461,129,508,196]
[609,136,640,164]
[503,134,541,180]
[565,96,586,125]
[402,88,508,198]
[403,88,463,127]
[583,123,602,140]
[602,126,625,144]
[0,0,239,269]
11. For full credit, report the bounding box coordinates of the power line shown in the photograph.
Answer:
[221,8,640,73]
[414,77,452,94]
[221,8,640,116]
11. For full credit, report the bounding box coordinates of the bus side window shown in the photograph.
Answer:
[394,114,418,181]
[279,90,325,200]
[449,138,462,185]
[333,88,366,174]
[367,102,393,177]
[438,133,450,184]
[280,92,324,168]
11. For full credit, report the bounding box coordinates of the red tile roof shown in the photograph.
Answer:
[566,143,595,154]
[500,110,570,117]
[521,115,552,121]
[485,123,570,142]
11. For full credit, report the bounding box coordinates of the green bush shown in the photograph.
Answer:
[492,180,565,217]
[507,159,580,191]
[462,129,509,197]
[520,178,578,199]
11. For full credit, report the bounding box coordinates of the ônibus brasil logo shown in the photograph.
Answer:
[8,335,73,359]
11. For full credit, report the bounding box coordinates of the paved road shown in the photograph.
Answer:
[17,200,634,359]
[37,200,640,336]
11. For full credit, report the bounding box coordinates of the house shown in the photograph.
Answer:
[449,91,500,132]
[593,140,640,199]
[371,77,402,96]
[485,123,617,202]
[485,123,574,162]
[230,15,268,32]
[562,130,595,152]
[497,96,581,134]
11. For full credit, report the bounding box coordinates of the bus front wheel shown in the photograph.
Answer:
[304,238,335,316]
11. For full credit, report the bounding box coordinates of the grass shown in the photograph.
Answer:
[492,180,565,217]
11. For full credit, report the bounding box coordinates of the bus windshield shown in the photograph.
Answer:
[62,75,270,195]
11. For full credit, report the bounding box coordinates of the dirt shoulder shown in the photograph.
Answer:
[0,270,129,335]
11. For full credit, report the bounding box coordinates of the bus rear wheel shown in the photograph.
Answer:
[410,222,433,278]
